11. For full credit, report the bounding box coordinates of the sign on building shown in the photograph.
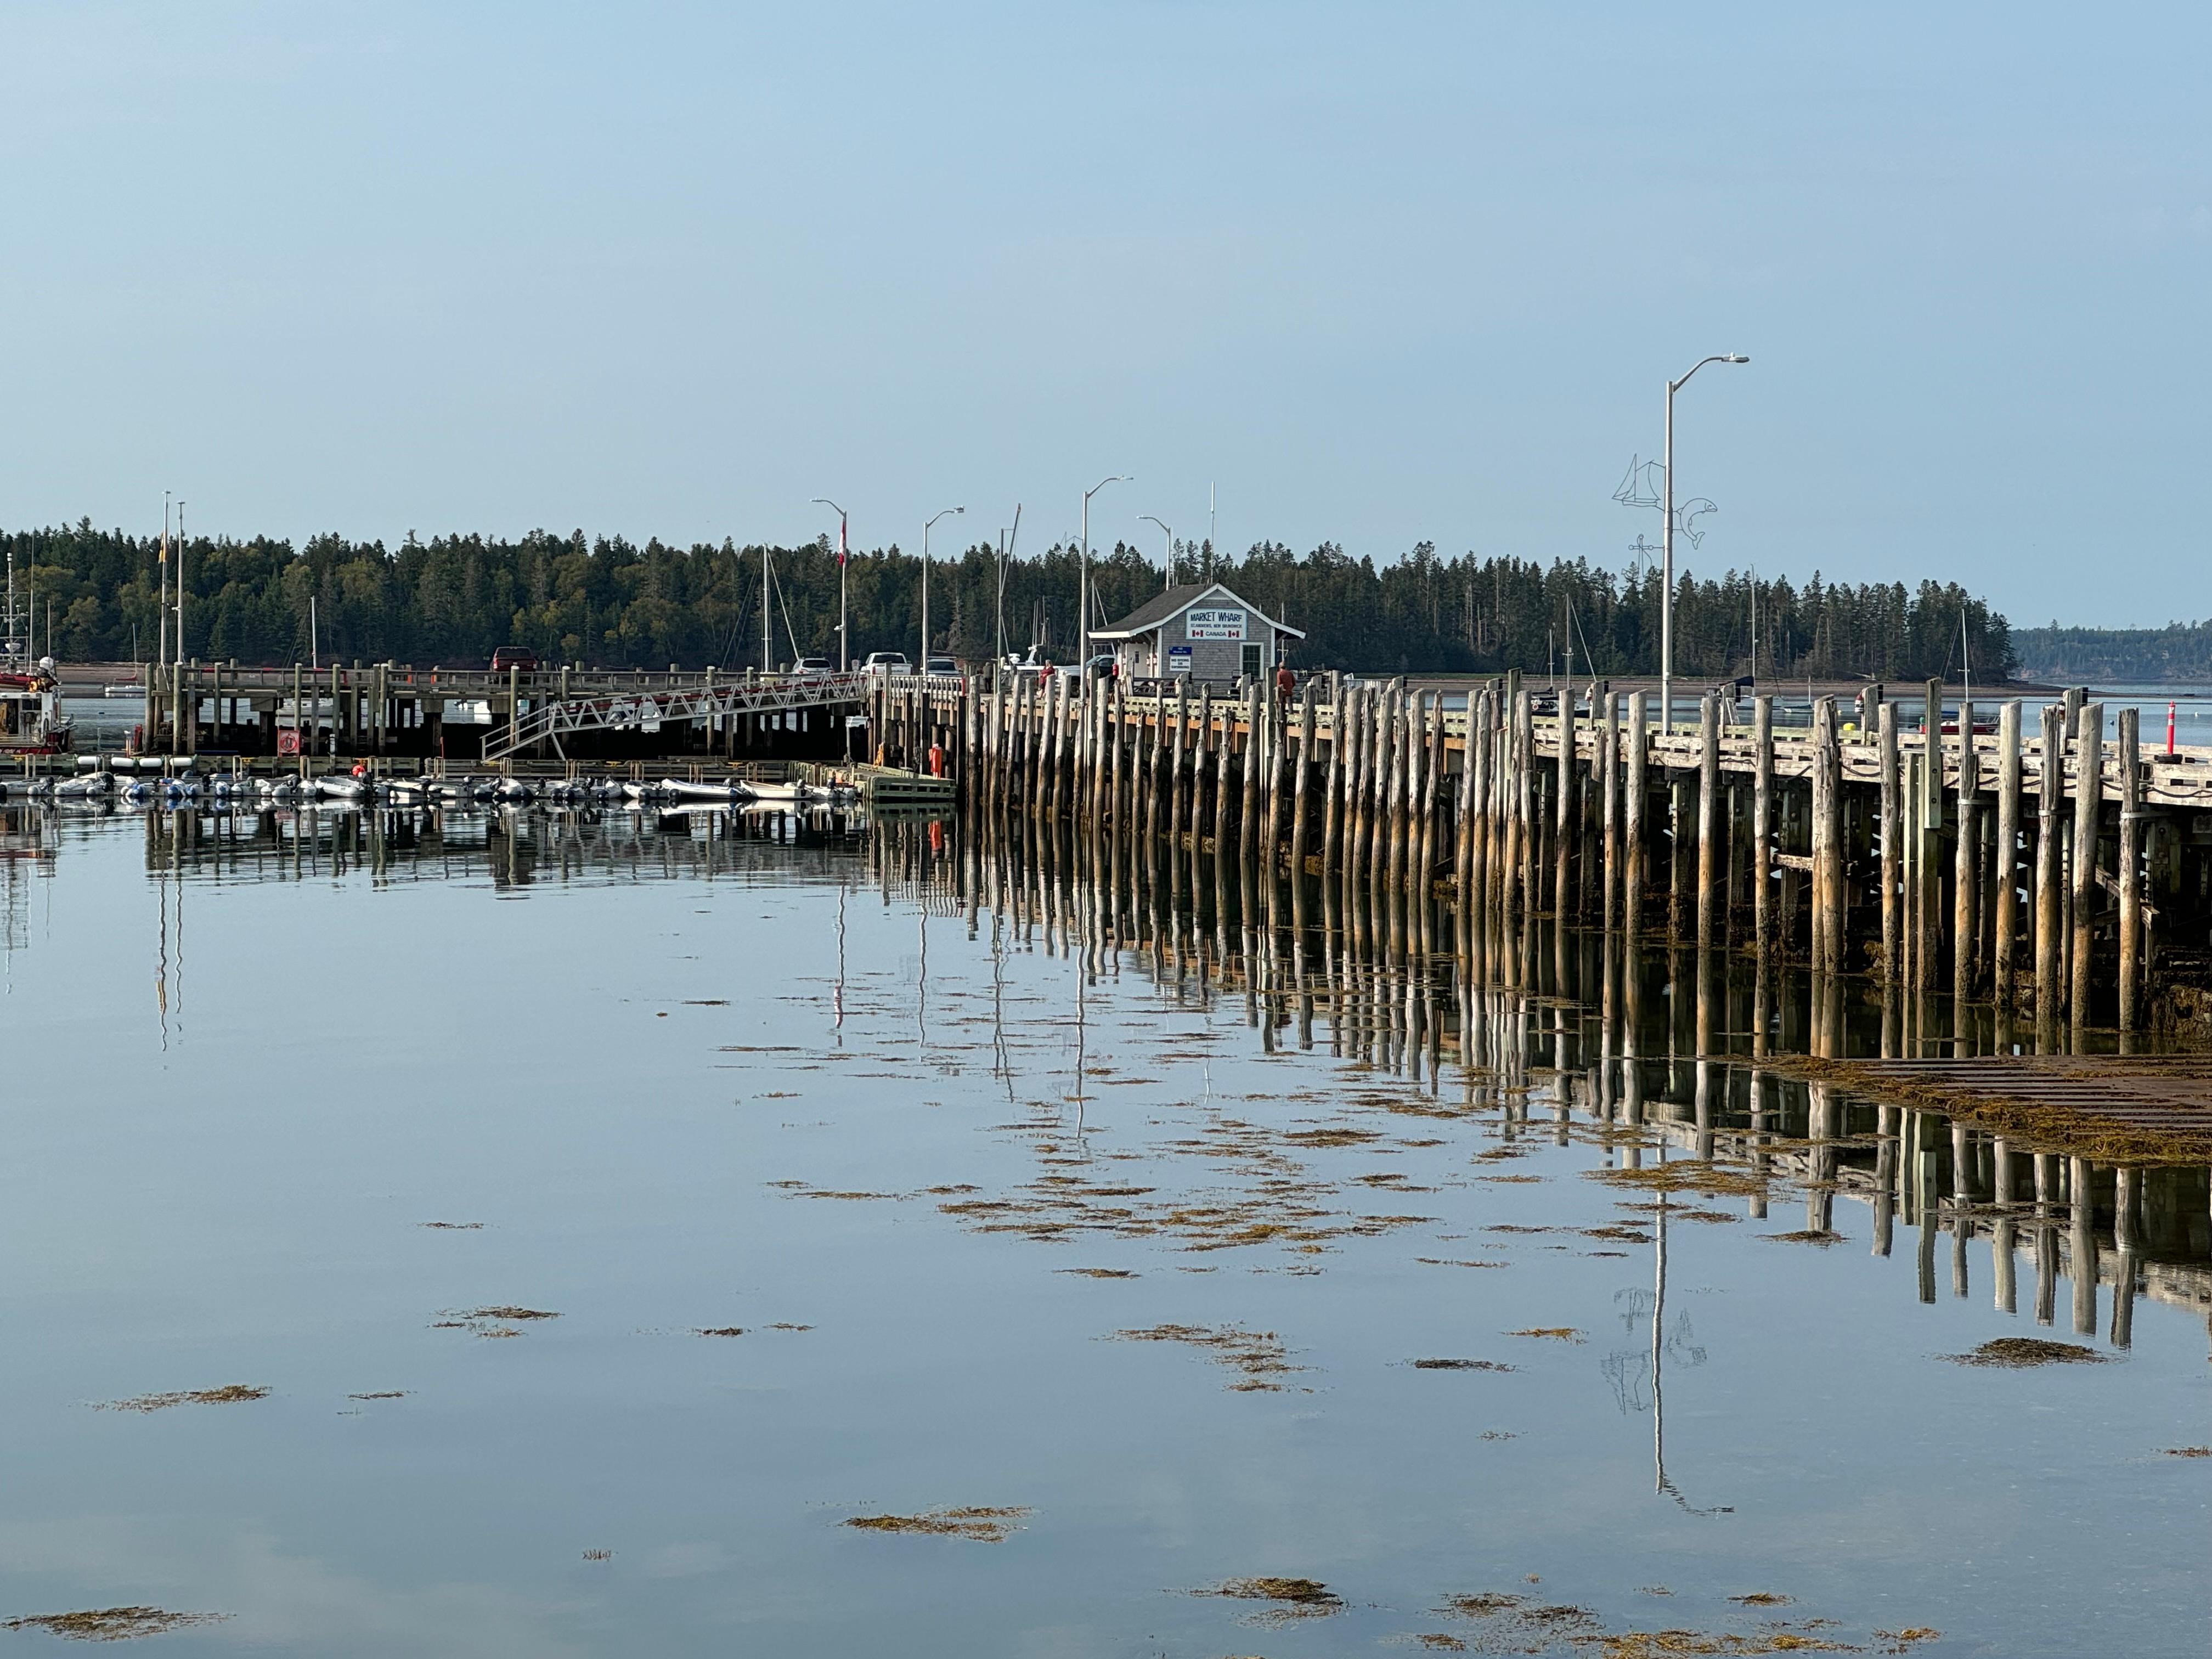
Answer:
[1167,645,1194,674]
[1186,607,1248,640]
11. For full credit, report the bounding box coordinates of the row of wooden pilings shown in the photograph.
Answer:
[869,669,2186,1035]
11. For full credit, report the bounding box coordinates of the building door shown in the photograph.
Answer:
[1240,643,1262,681]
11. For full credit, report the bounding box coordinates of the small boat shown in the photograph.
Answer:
[664,778,744,803]
[0,665,72,755]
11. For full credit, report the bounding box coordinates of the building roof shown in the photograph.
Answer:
[1092,582,1307,641]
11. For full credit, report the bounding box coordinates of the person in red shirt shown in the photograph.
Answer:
[1274,662,1295,704]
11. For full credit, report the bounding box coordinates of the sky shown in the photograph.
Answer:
[2,2,2205,627]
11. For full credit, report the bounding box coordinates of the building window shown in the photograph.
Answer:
[1241,642,1262,681]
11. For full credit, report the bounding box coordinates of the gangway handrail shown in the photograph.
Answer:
[484,670,871,762]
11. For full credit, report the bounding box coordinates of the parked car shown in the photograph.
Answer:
[489,645,539,673]
[1083,654,1119,682]
[922,656,961,677]
[791,655,834,675]
[861,651,911,675]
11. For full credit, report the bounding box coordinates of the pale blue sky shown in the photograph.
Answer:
[3,3,2204,624]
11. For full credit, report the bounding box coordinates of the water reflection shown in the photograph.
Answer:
[86,798,2212,1353]
[2,798,2204,1654]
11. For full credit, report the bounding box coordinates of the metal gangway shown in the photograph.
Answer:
[484,670,869,761]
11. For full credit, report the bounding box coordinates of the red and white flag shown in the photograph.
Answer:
[838,521,848,566]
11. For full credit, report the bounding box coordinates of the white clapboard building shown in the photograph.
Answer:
[1092,583,1305,685]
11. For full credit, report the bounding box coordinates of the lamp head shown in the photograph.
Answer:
[1726,353,1750,363]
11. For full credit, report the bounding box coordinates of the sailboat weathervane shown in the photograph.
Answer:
[1615,456,1719,547]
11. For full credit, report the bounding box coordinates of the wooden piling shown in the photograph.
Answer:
[1697,693,1720,950]
[1321,673,1344,881]
[2069,700,2103,1030]
[2118,705,2142,1032]
[1954,699,1980,1006]
[1291,678,1316,877]
[1993,701,2021,1006]
[1756,695,1777,962]
[1599,691,1620,932]
[2034,701,2064,1029]
[1242,678,1263,868]
[1623,691,1646,936]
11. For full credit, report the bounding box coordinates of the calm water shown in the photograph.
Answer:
[0,805,2203,1656]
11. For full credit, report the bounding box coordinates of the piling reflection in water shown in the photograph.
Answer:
[891,805,2212,1356]
[127,797,2212,1354]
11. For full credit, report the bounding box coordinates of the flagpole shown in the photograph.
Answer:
[159,493,170,669]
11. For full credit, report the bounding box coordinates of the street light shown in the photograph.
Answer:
[1079,474,1128,667]
[1660,353,1749,733]
[1140,515,1175,591]
[921,505,964,672]
[811,498,849,671]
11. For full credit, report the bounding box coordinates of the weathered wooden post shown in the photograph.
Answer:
[1321,673,1344,880]
[1623,691,1646,937]
[1457,689,1481,915]
[1169,679,1189,839]
[1954,698,1980,1007]
[1993,701,2021,1006]
[1215,695,1235,845]
[2034,702,2064,1029]
[1697,693,1721,949]
[1814,697,1844,979]
[1556,680,1578,917]
[1756,695,1778,963]
[1420,691,1444,900]
[1292,677,1316,876]
[2069,700,2103,1030]
[1599,691,1620,932]
[1242,677,1263,867]
[2118,705,2142,1033]
[1384,687,1410,900]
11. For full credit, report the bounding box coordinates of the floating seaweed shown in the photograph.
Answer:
[843,1505,1030,1542]
[1432,1590,1600,1651]
[1943,1338,2105,1368]
[1412,1359,1517,1372]
[1505,1328,1585,1343]
[1200,1577,1342,1624]
[0,1607,230,1640]
[94,1386,269,1413]
[1114,1324,1301,1391]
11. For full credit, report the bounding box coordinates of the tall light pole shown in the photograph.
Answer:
[1660,354,1748,733]
[175,499,187,667]
[1141,515,1175,591]
[921,506,964,670]
[1079,475,1128,665]
[812,498,849,670]
[158,492,171,670]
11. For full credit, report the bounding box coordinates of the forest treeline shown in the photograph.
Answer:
[2,518,2014,681]
[2011,622,2212,684]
